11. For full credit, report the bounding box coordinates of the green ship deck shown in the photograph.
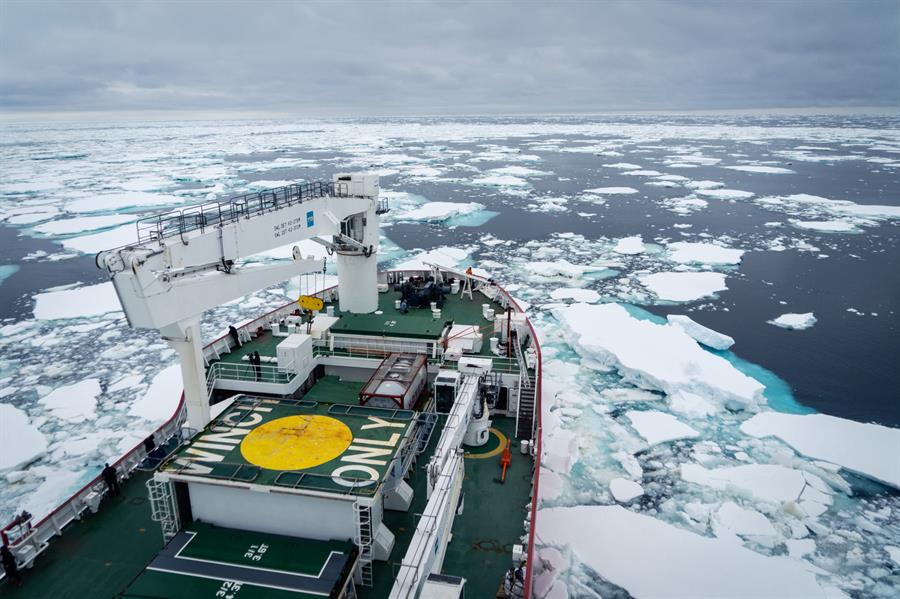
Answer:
[119,523,356,598]
[209,289,508,369]
[0,416,531,599]
[162,394,416,495]
[330,290,499,340]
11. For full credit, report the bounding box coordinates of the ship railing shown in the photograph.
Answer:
[389,451,464,598]
[271,471,379,497]
[135,180,352,244]
[207,360,297,385]
[0,394,188,573]
[436,355,521,374]
[315,336,441,361]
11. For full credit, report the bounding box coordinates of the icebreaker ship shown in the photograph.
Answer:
[1,174,543,599]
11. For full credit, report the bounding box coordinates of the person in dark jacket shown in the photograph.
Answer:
[101,463,120,497]
[252,352,262,381]
[1,545,22,587]
[228,325,242,348]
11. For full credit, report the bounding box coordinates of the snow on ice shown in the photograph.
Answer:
[666,314,735,350]
[0,404,48,470]
[538,505,832,598]
[625,410,699,446]
[638,271,728,302]
[666,241,744,265]
[609,478,644,503]
[129,365,183,421]
[556,303,764,408]
[741,413,900,489]
[39,379,101,421]
[33,282,122,320]
[612,235,645,255]
[398,201,485,222]
[768,312,817,330]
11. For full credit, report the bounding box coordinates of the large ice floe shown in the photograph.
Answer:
[666,241,745,265]
[637,271,728,302]
[556,303,764,409]
[538,505,836,599]
[742,413,900,489]
[0,404,48,470]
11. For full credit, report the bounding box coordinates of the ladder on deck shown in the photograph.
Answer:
[146,478,179,542]
[354,502,374,587]
[515,370,537,440]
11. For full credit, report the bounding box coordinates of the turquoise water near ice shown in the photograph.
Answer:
[0,264,19,287]
[621,303,813,415]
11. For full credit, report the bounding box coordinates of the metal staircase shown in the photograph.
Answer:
[145,478,179,542]
[515,370,537,440]
[354,502,374,587]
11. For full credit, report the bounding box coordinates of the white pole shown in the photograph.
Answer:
[161,317,211,430]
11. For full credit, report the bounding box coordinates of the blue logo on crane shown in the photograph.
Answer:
[306,211,314,227]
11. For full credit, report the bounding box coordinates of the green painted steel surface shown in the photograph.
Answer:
[161,396,413,494]
[0,417,532,599]
[119,523,354,598]
[330,291,501,341]
[0,471,165,599]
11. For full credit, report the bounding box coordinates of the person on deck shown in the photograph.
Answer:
[252,352,262,381]
[2,545,22,587]
[228,325,242,348]
[101,463,120,497]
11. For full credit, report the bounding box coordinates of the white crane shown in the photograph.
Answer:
[96,174,384,430]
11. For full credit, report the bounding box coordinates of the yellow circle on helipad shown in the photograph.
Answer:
[240,415,353,471]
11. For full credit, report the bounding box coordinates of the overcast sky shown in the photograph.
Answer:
[1,0,897,116]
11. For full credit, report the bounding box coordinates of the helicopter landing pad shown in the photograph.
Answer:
[162,396,415,496]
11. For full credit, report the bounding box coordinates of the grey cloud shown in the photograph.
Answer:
[0,0,897,115]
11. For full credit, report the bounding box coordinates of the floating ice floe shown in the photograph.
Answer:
[556,303,764,408]
[666,241,745,265]
[60,224,139,254]
[538,505,833,599]
[398,201,485,223]
[741,412,900,490]
[393,246,471,271]
[680,463,830,508]
[582,186,638,195]
[470,174,529,187]
[660,196,708,215]
[129,365,183,421]
[712,501,778,538]
[609,478,644,503]
[602,162,642,169]
[790,219,859,233]
[488,166,552,177]
[66,191,185,213]
[624,410,699,446]
[666,314,734,350]
[768,312,817,330]
[638,271,728,302]
[33,282,122,320]
[39,379,101,421]
[723,165,796,174]
[549,288,600,303]
[0,404,48,470]
[32,214,136,236]
[695,188,755,200]
[754,193,900,229]
[526,260,592,279]
[612,236,645,255]
[4,208,62,225]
